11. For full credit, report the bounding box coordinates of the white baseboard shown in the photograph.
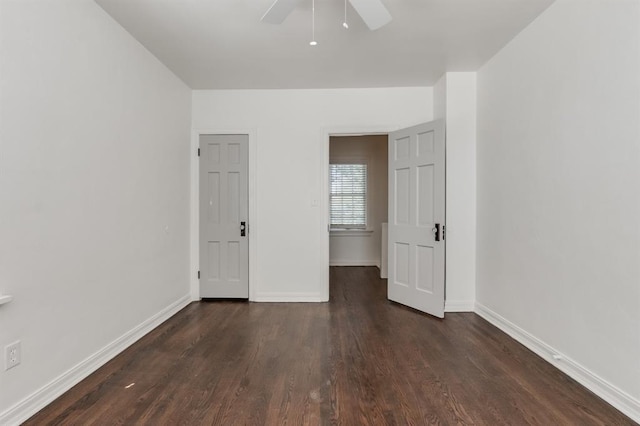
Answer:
[254,292,326,302]
[444,300,475,312]
[474,302,640,423]
[329,260,380,267]
[0,295,192,426]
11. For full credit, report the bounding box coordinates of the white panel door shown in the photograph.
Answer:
[388,120,445,317]
[200,134,249,298]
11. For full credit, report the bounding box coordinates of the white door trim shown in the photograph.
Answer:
[321,125,400,301]
[191,128,258,301]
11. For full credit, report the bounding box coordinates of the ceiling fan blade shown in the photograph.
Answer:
[261,0,304,24]
[349,0,392,30]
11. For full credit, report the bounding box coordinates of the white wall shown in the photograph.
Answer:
[192,88,432,301]
[434,73,477,311]
[329,135,388,267]
[0,1,192,422]
[476,0,640,419]
[434,75,447,121]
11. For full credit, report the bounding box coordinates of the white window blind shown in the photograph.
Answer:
[330,163,367,228]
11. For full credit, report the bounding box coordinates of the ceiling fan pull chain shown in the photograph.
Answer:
[310,0,317,46]
[343,0,349,29]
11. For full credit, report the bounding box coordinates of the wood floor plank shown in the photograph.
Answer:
[25,267,636,425]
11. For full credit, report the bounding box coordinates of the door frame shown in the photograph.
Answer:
[321,125,400,301]
[191,128,258,301]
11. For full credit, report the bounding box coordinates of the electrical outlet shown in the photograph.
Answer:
[5,341,21,370]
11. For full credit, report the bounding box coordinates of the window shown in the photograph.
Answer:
[330,163,367,229]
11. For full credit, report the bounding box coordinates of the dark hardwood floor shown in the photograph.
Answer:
[26,267,635,425]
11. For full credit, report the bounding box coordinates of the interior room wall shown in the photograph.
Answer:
[0,1,192,422]
[476,0,640,419]
[192,88,433,301]
[433,72,477,311]
[329,135,388,267]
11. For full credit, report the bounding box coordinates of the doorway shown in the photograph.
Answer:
[328,135,389,272]
[323,120,446,318]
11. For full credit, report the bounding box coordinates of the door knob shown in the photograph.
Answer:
[433,223,441,241]
[240,221,246,237]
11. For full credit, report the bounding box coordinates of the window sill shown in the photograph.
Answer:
[330,229,374,237]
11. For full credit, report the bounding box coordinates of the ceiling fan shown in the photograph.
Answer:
[261,0,392,31]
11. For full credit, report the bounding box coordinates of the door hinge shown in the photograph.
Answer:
[197,148,200,157]
[197,270,200,279]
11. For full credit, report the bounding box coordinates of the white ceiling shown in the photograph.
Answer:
[95,0,555,90]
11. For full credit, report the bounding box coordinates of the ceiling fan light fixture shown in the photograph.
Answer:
[261,0,392,42]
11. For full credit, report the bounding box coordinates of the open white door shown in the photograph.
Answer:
[388,120,445,317]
